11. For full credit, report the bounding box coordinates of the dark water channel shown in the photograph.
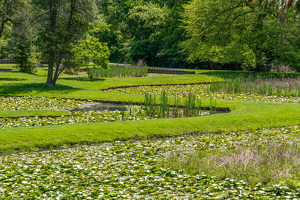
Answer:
[71,103,129,112]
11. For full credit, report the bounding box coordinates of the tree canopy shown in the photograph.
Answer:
[0,0,299,86]
[181,0,300,71]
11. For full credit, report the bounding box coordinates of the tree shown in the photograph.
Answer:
[181,0,300,71]
[0,0,23,39]
[95,0,192,68]
[32,0,97,86]
[127,2,170,64]
[0,0,24,59]
[9,0,38,73]
[70,35,110,78]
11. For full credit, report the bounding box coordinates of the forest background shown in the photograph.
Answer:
[0,0,299,81]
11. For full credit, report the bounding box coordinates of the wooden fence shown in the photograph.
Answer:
[148,68,195,75]
[0,59,17,64]
[0,68,16,71]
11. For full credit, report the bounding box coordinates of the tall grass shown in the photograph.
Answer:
[210,73,300,97]
[90,65,148,78]
[143,91,212,118]
[163,142,300,187]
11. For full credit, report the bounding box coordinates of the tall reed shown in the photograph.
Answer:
[144,92,206,118]
[90,65,148,78]
[210,73,300,97]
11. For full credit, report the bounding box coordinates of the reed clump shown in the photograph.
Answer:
[163,142,300,187]
[143,91,216,118]
[210,73,300,97]
[90,65,148,78]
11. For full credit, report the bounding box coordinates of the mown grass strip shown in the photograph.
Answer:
[0,102,299,153]
[99,81,216,91]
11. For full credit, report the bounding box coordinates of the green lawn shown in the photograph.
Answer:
[0,70,214,99]
[0,64,17,69]
[0,69,299,153]
[1,68,300,198]
[0,101,299,153]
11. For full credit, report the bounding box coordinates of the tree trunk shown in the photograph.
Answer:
[46,0,76,86]
[86,64,93,78]
[0,17,7,39]
[46,61,54,85]
[281,0,287,45]
[286,0,293,8]
[46,0,58,86]
[52,63,63,86]
[254,12,267,71]
[67,0,76,30]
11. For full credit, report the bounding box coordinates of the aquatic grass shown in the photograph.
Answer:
[107,84,300,103]
[143,91,206,119]
[210,97,217,114]
[90,65,148,78]
[163,140,300,188]
[144,93,157,117]
[210,74,300,97]
[160,90,168,118]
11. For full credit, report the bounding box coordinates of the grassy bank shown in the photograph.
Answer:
[0,69,299,153]
[0,101,299,153]
[0,71,214,99]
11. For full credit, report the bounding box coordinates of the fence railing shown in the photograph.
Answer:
[0,68,16,71]
[0,59,17,64]
[148,68,195,75]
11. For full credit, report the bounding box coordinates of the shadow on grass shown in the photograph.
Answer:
[0,78,27,81]
[60,77,105,82]
[0,83,81,95]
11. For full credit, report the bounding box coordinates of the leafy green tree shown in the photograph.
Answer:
[127,2,170,40]
[32,0,96,86]
[0,0,23,39]
[88,18,124,62]
[182,0,300,71]
[0,37,9,59]
[127,2,170,64]
[0,0,24,59]
[95,0,191,68]
[71,35,110,78]
[9,0,38,73]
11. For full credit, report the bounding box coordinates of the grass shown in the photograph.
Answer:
[3,131,299,198]
[0,68,300,198]
[0,64,17,69]
[0,71,214,100]
[90,65,148,78]
[210,73,300,97]
[163,141,300,187]
[0,101,299,153]
[0,69,299,153]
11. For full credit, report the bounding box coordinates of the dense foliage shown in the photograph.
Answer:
[0,0,299,85]
[182,0,300,71]
[90,65,148,78]
[70,35,110,78]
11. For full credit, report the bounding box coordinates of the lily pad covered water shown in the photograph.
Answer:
[0,96,142,129]
[0,109,147,129]
[0,96,211,129]
[106,85,300,103]
[0,126,299,199]
[0,96,95,111]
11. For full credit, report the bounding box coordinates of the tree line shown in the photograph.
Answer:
[0,0,299,86]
